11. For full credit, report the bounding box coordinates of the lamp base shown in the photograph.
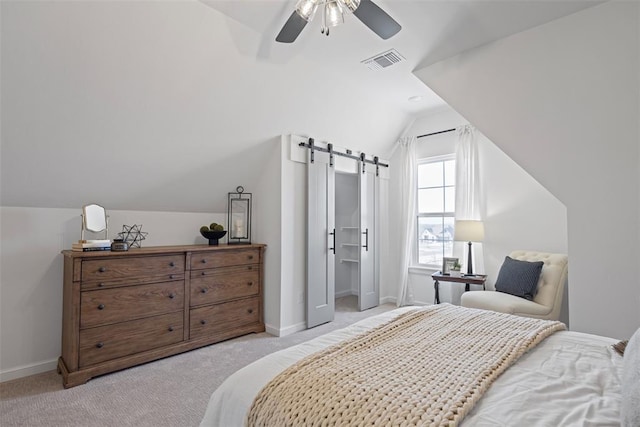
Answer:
[467,241,473,276]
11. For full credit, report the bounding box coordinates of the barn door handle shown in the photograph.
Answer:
[362,228,369,252]
[329,229,335,254]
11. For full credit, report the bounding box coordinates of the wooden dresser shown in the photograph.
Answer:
[58,244,265,388]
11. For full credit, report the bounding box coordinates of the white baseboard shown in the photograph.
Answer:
[380,296,431,307]
[0,359,58,383]
[264,323,280,336]
[265,296,416,338]
[380,296,397,305]
[265,320,307,337]
[335,290,355,298]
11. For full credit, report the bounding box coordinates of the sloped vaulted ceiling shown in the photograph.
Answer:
[0,0,600,213]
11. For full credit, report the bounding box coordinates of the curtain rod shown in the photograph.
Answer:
[298,138,389,176]
[417,128,456,139]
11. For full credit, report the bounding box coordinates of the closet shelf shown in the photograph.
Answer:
[340,259,359,264]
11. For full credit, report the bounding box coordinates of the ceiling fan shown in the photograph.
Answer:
[276,0,401,43]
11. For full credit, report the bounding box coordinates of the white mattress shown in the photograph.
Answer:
[200,307,623,426]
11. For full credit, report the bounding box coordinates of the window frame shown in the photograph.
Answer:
[415,154,456,268]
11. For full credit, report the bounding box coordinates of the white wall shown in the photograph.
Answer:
[252,137,283,335]
[414,1,640,339]
[0,207,225,381]
[387,107,568,325]
[278,137,308,334]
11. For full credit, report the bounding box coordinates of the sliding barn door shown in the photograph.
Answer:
[358,167,379,311]
[307,152,335,328]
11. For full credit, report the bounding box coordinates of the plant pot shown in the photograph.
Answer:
[449,270,462,277]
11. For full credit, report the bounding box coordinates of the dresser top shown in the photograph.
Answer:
[61,243,266,258]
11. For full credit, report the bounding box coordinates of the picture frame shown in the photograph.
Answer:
[442,257,459,275]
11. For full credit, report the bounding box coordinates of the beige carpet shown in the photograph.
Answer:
[0,297,396,427]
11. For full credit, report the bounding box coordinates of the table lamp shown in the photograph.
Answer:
[454,220,484,275]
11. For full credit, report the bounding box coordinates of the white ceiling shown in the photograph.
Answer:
[0,0,600,212]
[202,0,601,115]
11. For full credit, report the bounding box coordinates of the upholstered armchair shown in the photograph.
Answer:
[460,250,568,321]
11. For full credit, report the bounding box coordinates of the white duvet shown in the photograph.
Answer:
[200,307,623,426]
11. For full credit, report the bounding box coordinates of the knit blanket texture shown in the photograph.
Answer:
[247,304,565,426]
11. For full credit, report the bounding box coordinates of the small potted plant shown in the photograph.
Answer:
[450,260,463,277]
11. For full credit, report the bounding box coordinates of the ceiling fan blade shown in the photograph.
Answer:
[276,11,308,43]
[353,0,401,40]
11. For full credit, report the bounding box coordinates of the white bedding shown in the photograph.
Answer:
[200,306,623,426]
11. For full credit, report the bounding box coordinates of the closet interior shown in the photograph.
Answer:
[335,172,359,307]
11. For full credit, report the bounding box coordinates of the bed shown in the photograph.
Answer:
[200,304,630,426]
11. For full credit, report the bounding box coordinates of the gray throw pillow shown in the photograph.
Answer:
[494,256,543,300]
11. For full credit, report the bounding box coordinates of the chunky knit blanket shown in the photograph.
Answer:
[247,304,565,427]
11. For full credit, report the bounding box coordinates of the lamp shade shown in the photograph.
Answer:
[454,220,484,242]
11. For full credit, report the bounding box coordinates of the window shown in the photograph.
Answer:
[416,156,456,267]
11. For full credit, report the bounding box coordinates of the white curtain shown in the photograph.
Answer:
[455,125,481,220]
[396,136,417,306]
[454,125,483,276]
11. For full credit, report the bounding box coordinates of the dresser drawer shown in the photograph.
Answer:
[82,255,184,282]
[190,266,259,307]
[79,311,183,368]
[81,281,184,329]
[190,248,260,270]
[190,297,260,340]
[81,273,185,291]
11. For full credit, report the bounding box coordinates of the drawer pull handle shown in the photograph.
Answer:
[248,282,253,286]
[169,262,175,267]
[201,259,207,264]
[168,326,174,332]
[98,304,105,310]
[201,288,208,294]
[169,274,175,280]
[248,266,253,271]
[248,255,254,260]
[96,342,104,349]
[247,309,253,314]
[200,320,207,325]
[169,293,176,299]
[98,283,104,288]
[201,272,206,276]
[98,267,106,273]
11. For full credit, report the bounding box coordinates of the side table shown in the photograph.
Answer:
[431,272,487,304]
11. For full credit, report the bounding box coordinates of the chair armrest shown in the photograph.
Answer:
[461,291,553,319]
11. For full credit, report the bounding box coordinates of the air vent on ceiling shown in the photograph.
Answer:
[362,49,405,71]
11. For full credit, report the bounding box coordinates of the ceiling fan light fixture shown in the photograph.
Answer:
[277,0,401,43]
[325,1,344,27]
[295,0,320,22]
[337,0,360,13]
